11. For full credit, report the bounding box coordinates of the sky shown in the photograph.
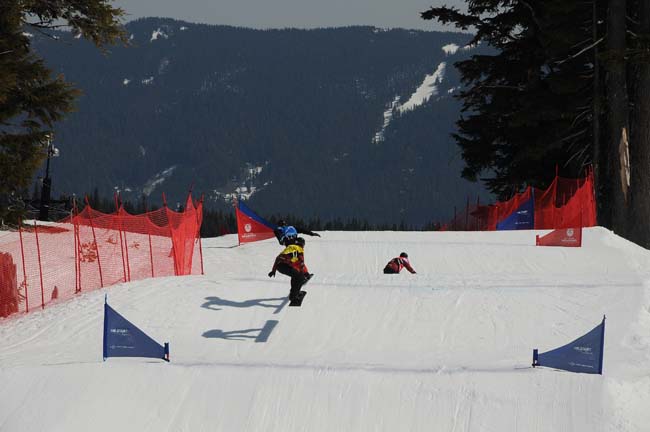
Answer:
[113,0,467,32]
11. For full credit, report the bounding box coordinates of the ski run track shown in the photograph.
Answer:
[1,228,650,431]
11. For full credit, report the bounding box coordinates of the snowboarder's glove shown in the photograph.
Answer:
[268,270,276,278]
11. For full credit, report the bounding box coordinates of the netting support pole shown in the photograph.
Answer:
[86,198,104,287]
[123,227,131,282]
[72,201,79,293]
[118,221,127,282]
[74,224,79,292]
[163,194,179,276]
[33,222,45,309]
[196,195,204,275]
[114,193,127,283]
[18,222,29,313]
[148,232,155,278]
[144,201,155,278]
[75,216,84,293]
[117,212,128,283]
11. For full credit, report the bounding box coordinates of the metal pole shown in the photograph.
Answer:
[86,198,104,287]
[122,216,131,282]
[18,223,29,313]
[114,192,128,283]
[194,194,204,275]
[164,200,178,276]
[75,217,84,293]
[73,198,79,293]
[117,211,127,283]
[144,199,155,278]
[39,135,56,221]
[33,222,45,309]
[148,231,155,278]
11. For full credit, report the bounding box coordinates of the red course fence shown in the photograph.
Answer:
[442,169,596,231]
[0,193,203,319]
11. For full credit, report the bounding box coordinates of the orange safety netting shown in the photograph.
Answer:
[0,193,203,319]
[441,169,596,231]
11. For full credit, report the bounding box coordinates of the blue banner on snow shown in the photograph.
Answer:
[103,296,169,362]
[496,190,535,230]
[533,316,605,374]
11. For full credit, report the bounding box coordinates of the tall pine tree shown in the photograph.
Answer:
[629,0,650,246]
[422,1,596,200]
[423,0,650,247]
[0,1,125,225]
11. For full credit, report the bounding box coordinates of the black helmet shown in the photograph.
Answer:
[296,237,306,247]
[400,252,408,258]
[277,219,287,227]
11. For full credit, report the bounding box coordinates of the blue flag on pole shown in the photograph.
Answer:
[533,316,605,374]
[103,296,169,362]
[496,189,535,230]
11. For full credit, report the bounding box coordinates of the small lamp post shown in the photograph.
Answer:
[39,133,59,221]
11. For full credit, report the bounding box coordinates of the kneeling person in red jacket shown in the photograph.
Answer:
[383,252,416,274]
[268,237,312,302]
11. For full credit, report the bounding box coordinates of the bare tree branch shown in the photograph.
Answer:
[555,37,604,65]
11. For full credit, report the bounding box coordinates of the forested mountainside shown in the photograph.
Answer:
[34,18,488,225]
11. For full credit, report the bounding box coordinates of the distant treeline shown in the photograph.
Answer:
[34,189,441,236]
[18,181,442,235]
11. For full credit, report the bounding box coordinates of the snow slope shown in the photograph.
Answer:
[1,228,650,431]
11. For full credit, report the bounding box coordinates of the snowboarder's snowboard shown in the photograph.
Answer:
[302,273,314,287]
[289,290,307,307]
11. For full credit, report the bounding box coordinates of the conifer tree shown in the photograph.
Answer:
[423,1,650,247]
[604,0,630,235]
[629,0,650,246]
[421,1,596,200]
[0,1,125,225]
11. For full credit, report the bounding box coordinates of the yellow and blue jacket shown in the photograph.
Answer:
[272,244,305,272]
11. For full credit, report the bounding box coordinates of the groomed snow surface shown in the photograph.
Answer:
[2,228,650,431]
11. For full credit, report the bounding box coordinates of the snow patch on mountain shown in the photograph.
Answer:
[373,96,401,144]
[372,63,447,143]
[211,162,269,203]
[142,166,177,196]
[398,62,446,113]
[123,78,131,86]
[151,28,168,42]
[142,76,154,85]
[444,42,479,55]
[442,43,459,55]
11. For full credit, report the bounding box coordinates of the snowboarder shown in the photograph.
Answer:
[383,252,416,274]
[268,236,313,303]
[274,219,320,246]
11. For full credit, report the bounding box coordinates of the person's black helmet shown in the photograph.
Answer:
[277,219,287,227]
[296,237,306,247]
[400,252,408,258]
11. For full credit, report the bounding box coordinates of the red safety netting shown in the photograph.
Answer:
[0,193,203,319]
[441,169,596,231]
